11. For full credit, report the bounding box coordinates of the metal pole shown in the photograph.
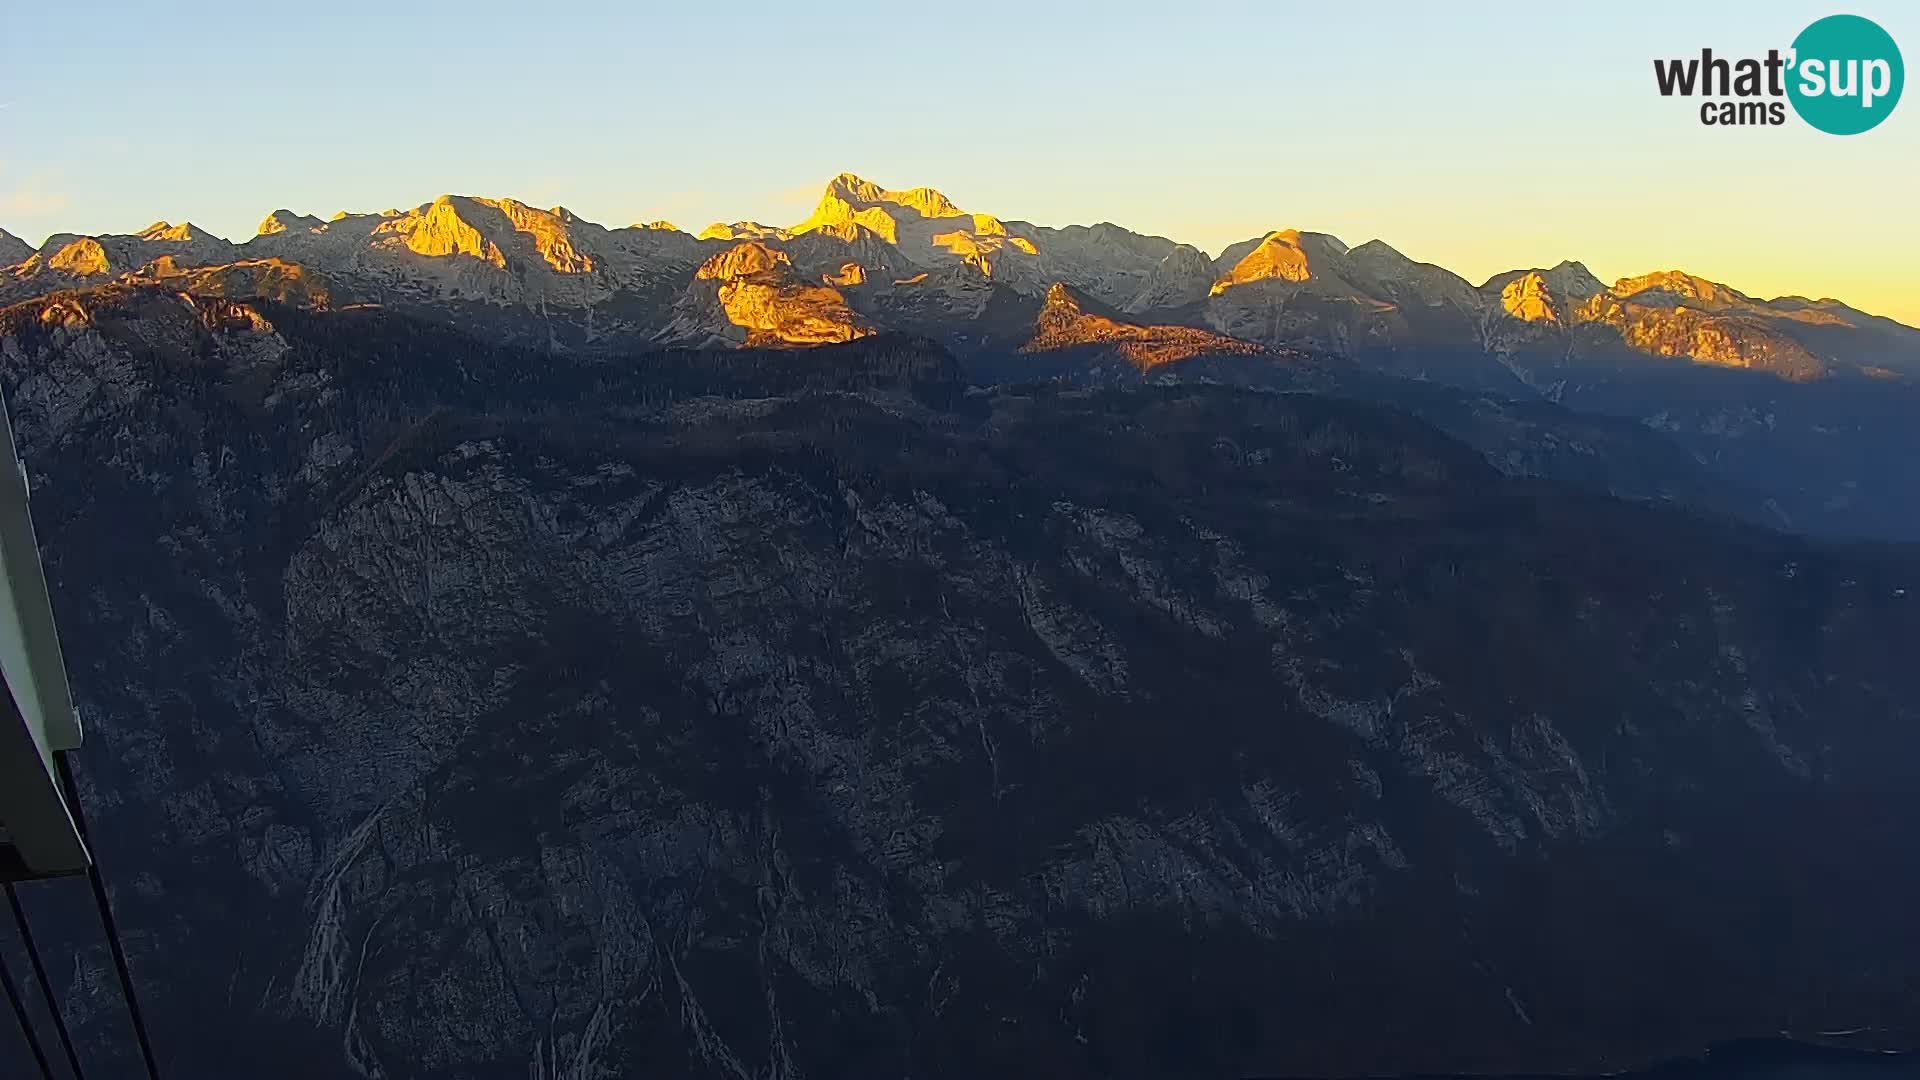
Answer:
[5,883,87,1078]
[1,944,54,1080]
[54,754,160,1080]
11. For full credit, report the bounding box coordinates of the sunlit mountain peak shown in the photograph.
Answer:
[137,220,212,244]
[1210,229,1349,295]
[257,209,326,237]
[1612,270,1749,308]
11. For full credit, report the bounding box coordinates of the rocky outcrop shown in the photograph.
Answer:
[668,240,871,346]
[42,236,114,276]
[1023,282,1266,367]
[1575,291,1826,379]
[1483,261,1607,327]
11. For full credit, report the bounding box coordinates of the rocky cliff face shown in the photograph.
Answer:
[2,290,1917,1079]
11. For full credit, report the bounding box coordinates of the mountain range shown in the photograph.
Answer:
[6,171,1920,540]
[6,172,1915,376]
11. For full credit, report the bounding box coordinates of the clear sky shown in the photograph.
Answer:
[3,1,1916,321]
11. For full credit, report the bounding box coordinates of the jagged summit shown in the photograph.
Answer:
[1481,260,1607,324]
[815,172,964,221]
[1612,269,1750,308]
[137,220,212,243]
[1481,260,1604,296]
[792,173,972,247]
[1210,229,1351,295]
[257,209,326,236]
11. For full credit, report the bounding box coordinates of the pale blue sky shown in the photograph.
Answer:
[3,1,1916,320]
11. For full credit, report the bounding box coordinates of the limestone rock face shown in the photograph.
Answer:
[2,293,1918,1079]
[45,236,115,276]
[1499,272,1565,324]
[1574,291,1825,380]
[1477,263,1829,381]
[694,239,792,282]
[377,197,510,265]
[1612,269,1749,309]
[1211,229,1328,291]
[717,278,870,345]
[668,240,870,346]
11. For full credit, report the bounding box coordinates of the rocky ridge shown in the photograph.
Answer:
[6,173,1914,381]
[5,173,1920,540]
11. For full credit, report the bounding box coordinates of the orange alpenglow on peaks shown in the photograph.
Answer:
[1024,282,1266,367]
[137,221,210,243]
[257,210,326,236]
[783,172,1049,288]
[1610,270,1748,307]
[792,172,974,246]
[46,238,113,276]
[376,197,509,266]
[1485,261,1604,324]
[1210,229,1331,294]
[804,172,965,224]
[695,240,792,281]
[368,195,598,273]
[699,222,796,242]
[692,240,872,345]
[1499,273,1562,323]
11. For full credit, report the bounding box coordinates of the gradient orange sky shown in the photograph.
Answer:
[3,2,1916,323]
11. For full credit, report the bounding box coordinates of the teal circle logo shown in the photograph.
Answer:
[1787,14,1903,134]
